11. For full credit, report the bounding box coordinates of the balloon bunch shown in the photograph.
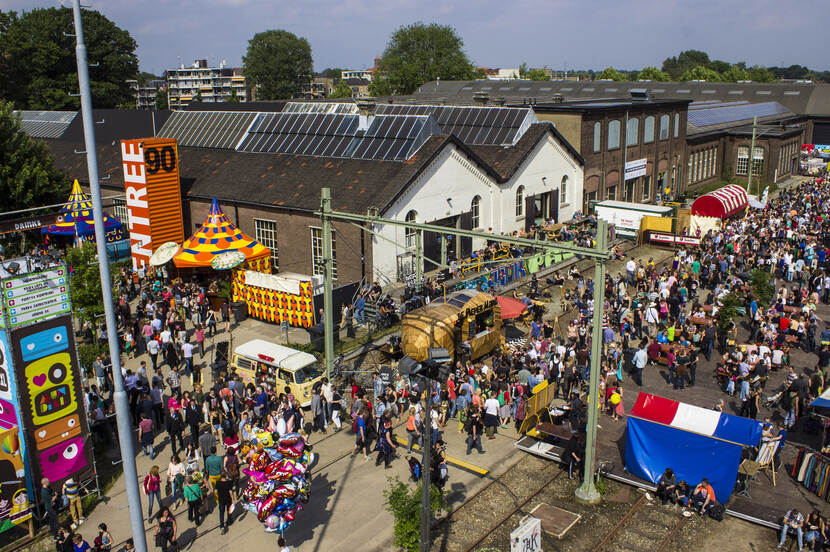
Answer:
[240,432,313,534]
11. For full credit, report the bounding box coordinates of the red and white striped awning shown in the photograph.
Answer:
[691,184,748,219]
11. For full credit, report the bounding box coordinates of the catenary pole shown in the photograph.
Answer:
[415,229,423,292]
[575,218,607,504]
[321,188,334,379]
[746,116,757,194]
[70,1,148,550]
[420,376,433,552]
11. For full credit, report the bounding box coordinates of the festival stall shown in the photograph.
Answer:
[41,180,126,249]
[172,198,270,271]
[625,393,762,502]
[232,272,317,329]
[689,184,748,237]
[401,289,501,362]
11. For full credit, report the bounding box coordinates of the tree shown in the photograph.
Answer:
[369,23,476,96]
[320,68,343,83]
[0,7,138,110]
[636,66,670,82]
[64,243,118,326]
[518,62,529,78]
[527,68,550,81]
[193,89,202,102]
[226,88,240,103]
[596,67,625,81]
[662,49,710,80]
[750,269,775,306]
[680,65,722,82]
[709,60,731,74]
[721,65,750,82]
[0,100,70,214]
[384,478,447,552]
[747,65,775,83]
[243,29,313,100]
[136,71,157,85]
[329,80,353,99]
[154,89,168,110]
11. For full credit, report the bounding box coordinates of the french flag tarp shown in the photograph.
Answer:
[625,393,762,502]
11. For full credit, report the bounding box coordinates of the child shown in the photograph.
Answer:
[278,536,290,552]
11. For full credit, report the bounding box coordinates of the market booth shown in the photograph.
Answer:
[42,179,126,253]
[689,184,748,236]
[625,393,762,502]
[401,289,501,362]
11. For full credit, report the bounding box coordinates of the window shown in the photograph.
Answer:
[736,146,750,176]
[626,117,638,146]
[515,186,524,217]
[752,147,764,177]
[560,176,568,204]
[644,116,655,143]
[405,210,417,248]
[659,115,670,140]
[111,198,129,225]
[310,227,337,279]
[608,120,621,149]
[593,122,601,152]
[712,149,717,178]
[673,113,680,138]
[642,175,651,200]
[606,185,616,200]
[471,195,481,228]
[255,219,280,271]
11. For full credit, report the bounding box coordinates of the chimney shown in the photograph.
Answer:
[473,91,489,105]
[493,97,506,106]
[356,98,376,132]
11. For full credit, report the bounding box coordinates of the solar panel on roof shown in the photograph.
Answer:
[158,111,258,149]
[689,101,749,110]
[16,110,77,139]
[687,101,790,128]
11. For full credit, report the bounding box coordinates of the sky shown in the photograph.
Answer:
[2,0,827,75]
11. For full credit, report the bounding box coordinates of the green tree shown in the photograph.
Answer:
[0,100,70,213]
[329,80,353,99]
[193,89,202,102]
[320,67,343,83]
[226,88,240,103]
[747,65,775,83]
[369,22,476,95]
[596,67,625,81]
[0,7,138,110]
[154,89,168,110]
[637,66,670,81]
[527,68,550,81]
[518,62,529,78]
[662,49,711,80]
[243,29,313,100]
[64,243,118,326]
[680,65,722,82]
[709,60,731,74]
[136,71,157,85]
[750,269,775,306]
[384,478,447,552]
[721,65,750,82]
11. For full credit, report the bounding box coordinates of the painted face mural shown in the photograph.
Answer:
[0,335,11,401]
[37,436,85,482]
[20,327,76,425]
[34,414,80,451]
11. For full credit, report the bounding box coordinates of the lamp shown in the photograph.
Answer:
[542,176,547,186]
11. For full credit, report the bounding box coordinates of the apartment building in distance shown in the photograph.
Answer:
[165,59,248,108]
[126,78,166,109]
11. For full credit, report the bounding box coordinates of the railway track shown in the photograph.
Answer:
[431,455,564,552]
[591,494,687,552]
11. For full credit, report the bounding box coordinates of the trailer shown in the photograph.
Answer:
[592,200,673,239]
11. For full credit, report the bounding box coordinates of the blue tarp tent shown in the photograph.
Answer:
[625,393,763,503]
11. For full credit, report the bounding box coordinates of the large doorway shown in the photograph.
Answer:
[423,212,473,271]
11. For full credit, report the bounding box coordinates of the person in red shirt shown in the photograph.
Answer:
[779,316,790,333]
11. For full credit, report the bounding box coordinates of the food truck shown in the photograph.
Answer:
[230,339,324,407]
[401,289,502,362]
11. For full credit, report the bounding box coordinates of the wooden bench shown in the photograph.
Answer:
[783,305,801,314]
[701,305,715,313]
[688,316,712,326]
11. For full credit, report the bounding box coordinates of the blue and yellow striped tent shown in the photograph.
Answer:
[42,179,125,243]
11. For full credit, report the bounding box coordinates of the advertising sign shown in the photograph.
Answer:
[624,158,647,181]
[9,316,92,490]
[2,267,69,329]
[510,516,542,552]
[0,427,31,534]
[120,138,185,269]
[648,232,701,247]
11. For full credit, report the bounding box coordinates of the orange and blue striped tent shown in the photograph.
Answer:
[173,198,270,268]
[42,179,125,241]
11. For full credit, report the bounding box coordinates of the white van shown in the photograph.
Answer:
[230,339,324,407]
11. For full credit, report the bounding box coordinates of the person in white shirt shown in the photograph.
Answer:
[181,341,195,377]
[625,259,636,284]
[483,395,500,439]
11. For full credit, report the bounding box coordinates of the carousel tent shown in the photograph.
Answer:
[690,184,749,219]
[42,179,125,242]
[173,198,270,268]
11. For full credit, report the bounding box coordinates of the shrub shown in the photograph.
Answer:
[384,477,447,552]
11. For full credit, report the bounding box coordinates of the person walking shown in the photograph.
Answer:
[374,417,397,468]
[62,477,84,529]
[186,400,202,448]
[205,446,223,497]
[183,476,203,527]
[40,478,59,542]
[143,466,162,519]
[138,413,156,459]
[214,471,236,534]
[352,407,371,460]
[310,387,326,434]
[167,455,186,510]
[154,507,178,551]
[405,407,420,453]
[166,407,185,456]
[465,406,484,455]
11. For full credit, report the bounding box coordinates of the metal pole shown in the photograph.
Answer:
[746,116,757,193]
[415,230,423,292]
[419,377,433,552]
[440,235,448,269]
[575,218,607,504]
[70,2,147,550]
[321,188,334,379]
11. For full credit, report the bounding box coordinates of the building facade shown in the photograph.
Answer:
[126,79,167,109]
[165,59,248,108]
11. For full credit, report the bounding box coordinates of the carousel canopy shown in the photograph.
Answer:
[42,179,124,239]
[690,184,748,219]
[173,198,270,268]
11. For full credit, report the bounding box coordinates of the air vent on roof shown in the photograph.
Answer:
[499,87,511,91]
[676,89,690,94]
[756,91,772,95]
[480,86,492,90]
[702,90,716,94]
[651,89,665,93]
[493,97,506,106]
[605,88,618,93]
[784,91,801,95]
[519,87,530,91]
[728,90,744,95]
[551,94,564,103]
[582,87,595,92]
[561,87,573,91]
[462,86,473,90]
[473,91,489,105]
[539,87,552,91]
[630,89,649,101]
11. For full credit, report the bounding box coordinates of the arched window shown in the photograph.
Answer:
[659,114,670,140]
[560,175,568,204]
[644,116,655,143]
[471,196,481,228]
[608,120,621,149]
[405,210,417,248]
[593,122,601,152]
[515,186,524,217]
[626,117,638,146]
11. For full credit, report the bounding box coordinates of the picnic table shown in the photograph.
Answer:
[688,316,712,326]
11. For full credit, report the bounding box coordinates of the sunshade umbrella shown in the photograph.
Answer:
[211,250,246,270]
[495,295,528,320]
[149,242,181,266]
